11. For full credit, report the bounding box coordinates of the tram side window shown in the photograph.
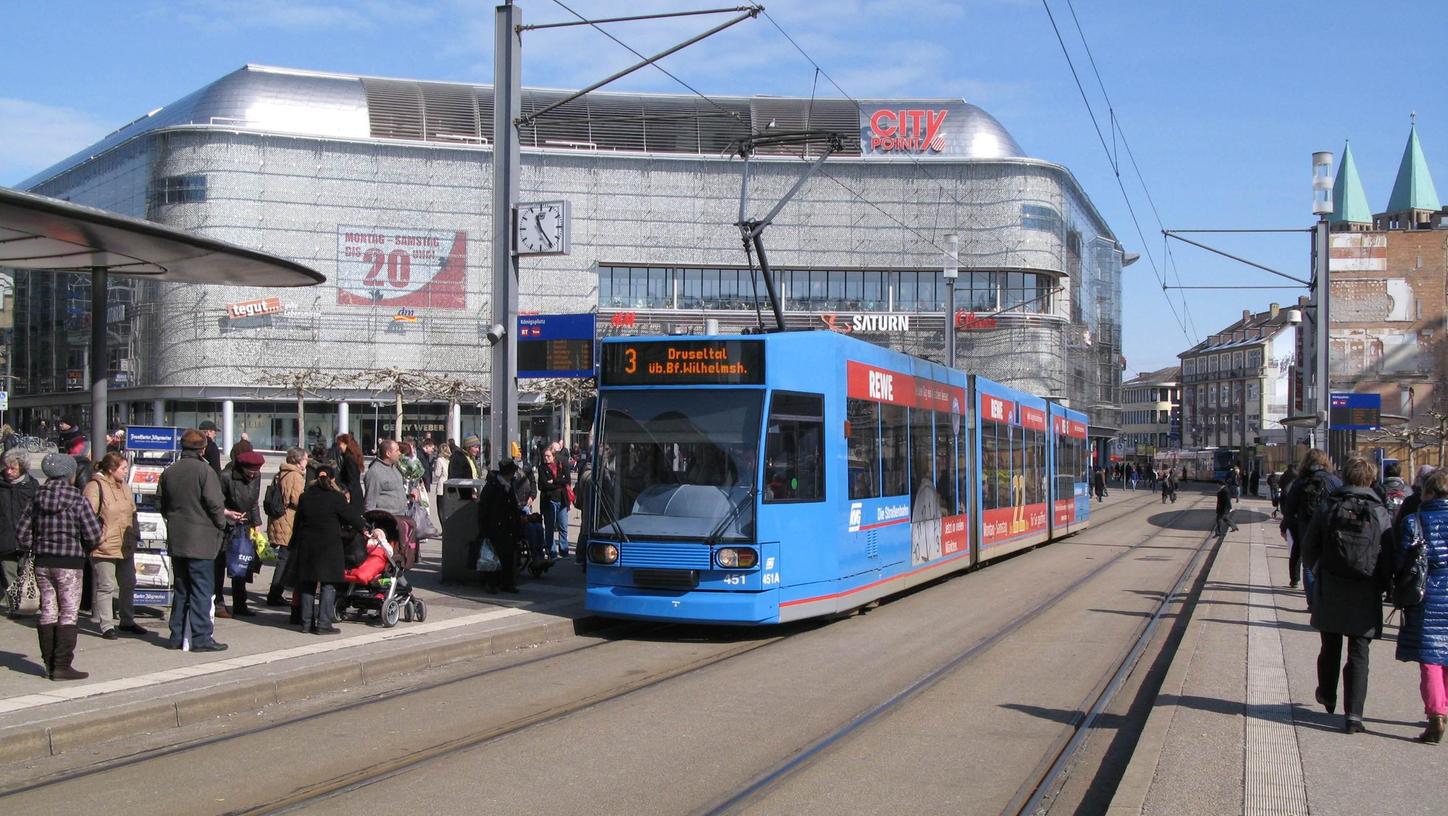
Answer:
[881,404,909,496]
[910,407,934,498]
[846,398,880,500]
[764,392,825,503]
[955,414,968,515]
[934,412,957,515]
[1026,427,1046,505]
[981,422,1001,510]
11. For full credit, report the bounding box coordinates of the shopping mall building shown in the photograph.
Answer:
[11,65,1124,454]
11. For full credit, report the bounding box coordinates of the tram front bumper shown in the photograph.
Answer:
[586,585,779,625]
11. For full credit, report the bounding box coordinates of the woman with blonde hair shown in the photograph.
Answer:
[83,452,145,639]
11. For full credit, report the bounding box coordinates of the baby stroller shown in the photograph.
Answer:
[336,510,425,627]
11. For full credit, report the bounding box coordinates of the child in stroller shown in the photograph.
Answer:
[336,510,426,627]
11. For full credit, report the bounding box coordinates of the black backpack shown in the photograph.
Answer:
[263,476,286,520]
[1320,494,1385,581]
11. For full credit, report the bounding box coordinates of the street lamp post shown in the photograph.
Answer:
[943,233,958,370]
[1311,151,1334,452]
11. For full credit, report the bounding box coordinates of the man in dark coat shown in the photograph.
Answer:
[198,420,223,473]
[156,429,229,651]
[1214,481,1239,536]
[477,459,523,593]
[286,463,371,634]
[1302,456,1394,734]
[0,450,39,617]
[449,435,483,481]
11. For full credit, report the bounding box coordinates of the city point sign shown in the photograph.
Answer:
[867,109,949,153]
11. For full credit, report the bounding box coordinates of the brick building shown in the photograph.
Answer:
[1323,121,1448,467]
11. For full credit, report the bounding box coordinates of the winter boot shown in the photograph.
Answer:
[50,624,89,681]
[1419,714,1447,744]
[36,623,57,678]
[232,581,255,617]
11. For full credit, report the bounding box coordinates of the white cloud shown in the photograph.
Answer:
[0,99,112,187]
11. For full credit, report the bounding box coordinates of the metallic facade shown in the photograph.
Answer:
[13,65,1123,446]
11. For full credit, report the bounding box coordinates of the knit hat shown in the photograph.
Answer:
[236,451,265,469]
[41,453,77,480]
[498,458,518,474]
[461,435,481,449]
[180,429,207,450]
[198,420,219,431]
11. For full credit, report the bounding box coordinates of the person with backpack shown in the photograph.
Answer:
[1382,461,1410,518]
[1302,456,1395,734]
[1393,468,1448,744]
[1280,449,1340,590]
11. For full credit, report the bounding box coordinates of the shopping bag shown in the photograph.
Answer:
[409,498,440,540]
[476,538,501,573]
[226,525,257,578]
[251,527,278,564]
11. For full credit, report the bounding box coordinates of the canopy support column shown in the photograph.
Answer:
[90,266,107,456]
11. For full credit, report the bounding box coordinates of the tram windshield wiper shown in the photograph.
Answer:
[595,482,630,544]
[703,487,757,546]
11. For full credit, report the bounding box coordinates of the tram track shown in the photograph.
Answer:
[0,489,1188,813]
[695,494,1216,816]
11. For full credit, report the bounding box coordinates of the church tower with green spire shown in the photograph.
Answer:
[1374,115,1443,230]
[1328,141,1373,232]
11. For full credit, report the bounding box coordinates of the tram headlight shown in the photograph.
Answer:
[589,542,620,565]
[715,547,758,569]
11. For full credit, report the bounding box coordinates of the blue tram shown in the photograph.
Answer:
[583,330,1089,625]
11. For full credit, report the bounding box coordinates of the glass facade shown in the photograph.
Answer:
[598,266,1055,315]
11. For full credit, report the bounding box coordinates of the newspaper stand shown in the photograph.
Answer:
[126,426,180,610]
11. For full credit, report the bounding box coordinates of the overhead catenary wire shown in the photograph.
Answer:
[1041,0,1191,346]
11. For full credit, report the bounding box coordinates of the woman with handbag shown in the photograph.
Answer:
[219,451,265,617]
[0,450,38,617]
[83,452,145,639]
[17,454,102,680]
[286,463,371,634]
[1395,468,1448,744]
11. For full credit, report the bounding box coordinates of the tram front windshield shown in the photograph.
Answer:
[593,389,762,543]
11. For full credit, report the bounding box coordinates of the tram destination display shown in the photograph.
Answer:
[602,340,765,385]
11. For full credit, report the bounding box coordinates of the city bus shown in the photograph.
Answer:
[583,330,1090,625]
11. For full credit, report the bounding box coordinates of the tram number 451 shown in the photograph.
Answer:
[723,573,780,586]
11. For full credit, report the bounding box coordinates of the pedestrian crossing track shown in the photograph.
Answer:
[0,490,1218,815]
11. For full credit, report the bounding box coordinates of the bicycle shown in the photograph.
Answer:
[14,436,57,453]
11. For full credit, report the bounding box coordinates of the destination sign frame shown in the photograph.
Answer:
[602,340,765,386]
[1329,392,1382,431]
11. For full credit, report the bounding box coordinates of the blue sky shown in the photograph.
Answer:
[3,1,1445,375]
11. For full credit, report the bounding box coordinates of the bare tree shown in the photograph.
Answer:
[1368,408,1448,472]
[413,373,490,441]
[359,367,437,442]
[253,367,355,448]
[528,377,596,448]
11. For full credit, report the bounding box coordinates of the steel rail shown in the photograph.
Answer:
[696,495,1210,815]
[1002,524,1219,815]
[1,489,1170,805]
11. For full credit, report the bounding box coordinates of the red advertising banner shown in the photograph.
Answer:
[336,227,467,309]
[847,361,964,413]
[1054,499,1075,527]
[980,393,1014,425]
[1069,421,1088,439]
[941,513,969,557]
[1020,406,1047,431]
[981,503,1049,547]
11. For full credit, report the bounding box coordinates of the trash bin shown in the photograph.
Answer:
[440,479,486,584]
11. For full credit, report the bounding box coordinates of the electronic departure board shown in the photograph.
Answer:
[1329,392,1382,431]
[517,338,593,378]
[602,340,765,385]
